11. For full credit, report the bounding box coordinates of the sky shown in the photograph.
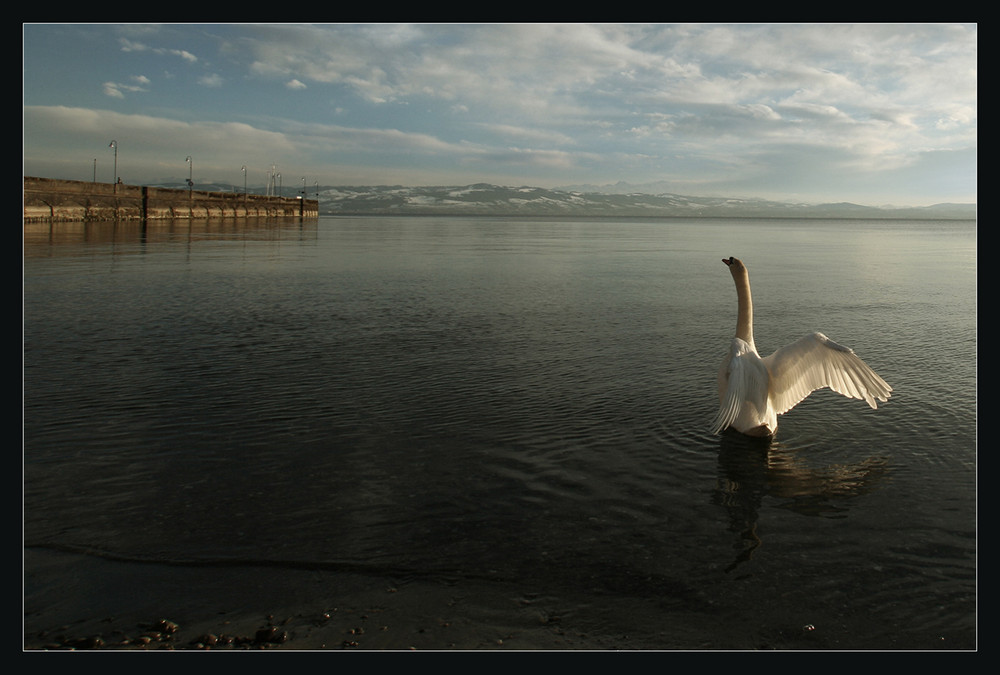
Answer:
[23,23,977,206]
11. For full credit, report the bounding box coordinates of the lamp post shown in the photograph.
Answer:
[242,165,247,202]
[186,156,193,197]
[109,140,118,192]
[277,173,282,198]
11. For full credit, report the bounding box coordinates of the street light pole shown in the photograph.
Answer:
[109,140,118,192]
[186,156,193,197]
[242,165,247,202]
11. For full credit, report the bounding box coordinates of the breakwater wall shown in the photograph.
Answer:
[23,176,319,222]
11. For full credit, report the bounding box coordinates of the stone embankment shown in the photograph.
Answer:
[24,176,318,222]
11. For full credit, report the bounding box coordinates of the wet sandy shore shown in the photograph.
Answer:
[27,547,972,651]
[24,547,742,651]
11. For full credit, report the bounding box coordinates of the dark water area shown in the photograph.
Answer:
[23,216,976,650]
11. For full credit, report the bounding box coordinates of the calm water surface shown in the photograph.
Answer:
[23,216,976,649]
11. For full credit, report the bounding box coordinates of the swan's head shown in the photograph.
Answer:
[722,256,747,276]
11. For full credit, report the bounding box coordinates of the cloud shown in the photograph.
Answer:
[102,82,124,99]
[102,75,150,98]
[162,48,197,63]
[476,123,577,147]
[198,73,224,87]
[24,105,297,180]
[119,37,197,63]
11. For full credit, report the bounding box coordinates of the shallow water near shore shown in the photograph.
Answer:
[24,215,976,650]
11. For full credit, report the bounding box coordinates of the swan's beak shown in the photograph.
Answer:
[723,257,733,266]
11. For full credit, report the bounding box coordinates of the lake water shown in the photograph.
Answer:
[23,215,976,650]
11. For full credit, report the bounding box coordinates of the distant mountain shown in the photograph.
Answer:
[557,180,687,195]
[155,181,976,219]
[314,183,976,219]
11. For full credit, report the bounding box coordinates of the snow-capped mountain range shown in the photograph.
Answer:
[165,181,976,219]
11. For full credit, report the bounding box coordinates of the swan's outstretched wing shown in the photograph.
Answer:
[763,332,892,415]
[712,338,770,434]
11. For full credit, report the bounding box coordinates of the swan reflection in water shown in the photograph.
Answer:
[713,429,891,573]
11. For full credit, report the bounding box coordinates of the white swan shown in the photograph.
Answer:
[712,256,892,437]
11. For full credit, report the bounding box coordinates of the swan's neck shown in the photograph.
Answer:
[733,271,755,350]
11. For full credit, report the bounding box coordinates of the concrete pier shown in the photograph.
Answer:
[23,176,319,222]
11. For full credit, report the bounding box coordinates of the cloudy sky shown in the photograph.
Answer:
[23,23,976,205]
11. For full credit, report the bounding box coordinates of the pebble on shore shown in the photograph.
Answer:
[31,615,300,651]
